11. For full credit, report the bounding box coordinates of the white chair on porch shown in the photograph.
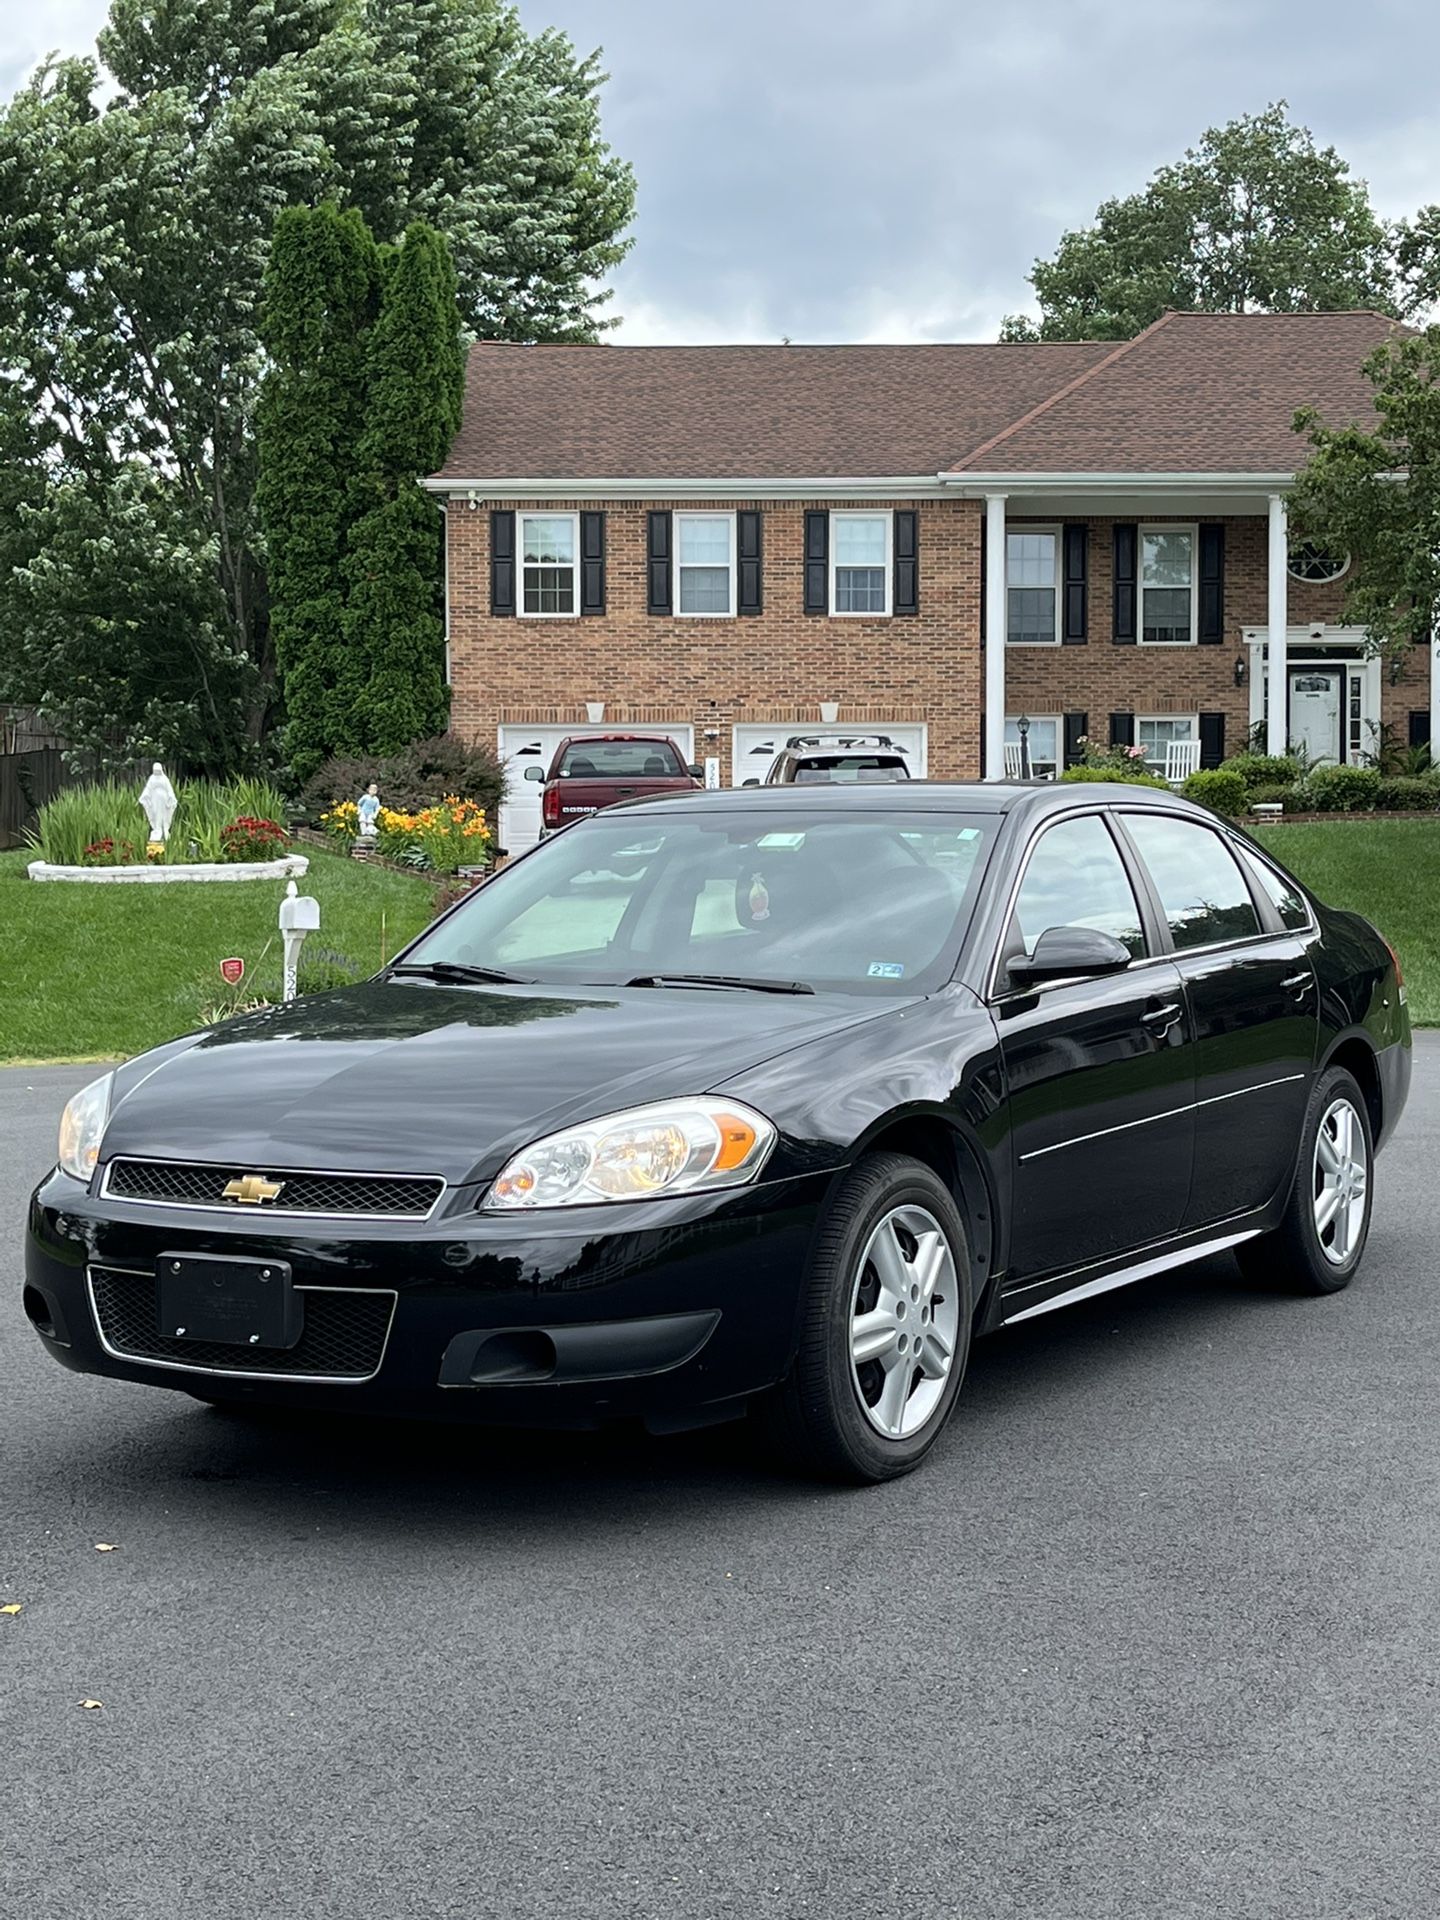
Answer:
[1164,738,1202,786]
[1002,742,1026,777]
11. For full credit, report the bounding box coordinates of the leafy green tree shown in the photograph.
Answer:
[1290,330,1440,655]
[1001,105,1399,343]
[257,203,383,779]
[343,223,464,755]
[0,0,634,772]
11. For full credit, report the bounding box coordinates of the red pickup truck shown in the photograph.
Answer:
[524,734,703,835]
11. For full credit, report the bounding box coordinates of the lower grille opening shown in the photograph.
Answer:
[89,1268,395,1379]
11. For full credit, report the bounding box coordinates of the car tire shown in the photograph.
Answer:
[1235,1064,1374,1296]
[763,1152,973,1484]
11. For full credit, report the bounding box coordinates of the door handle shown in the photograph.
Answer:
[1281,970,1311,997]
[1141,1001,1183,1031]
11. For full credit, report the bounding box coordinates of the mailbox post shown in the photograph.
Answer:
[279,880,320,1002]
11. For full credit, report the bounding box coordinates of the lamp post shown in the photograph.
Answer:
[1017,712,1032,780]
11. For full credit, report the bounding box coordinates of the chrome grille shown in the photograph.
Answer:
[103,1158,444,1219]
[89,1268,395,1379]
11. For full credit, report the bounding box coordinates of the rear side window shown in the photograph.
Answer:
[1008,814,1147,961]
[1124,813,1261,951]
[1234,842,1311,931]
[557,741,684,778]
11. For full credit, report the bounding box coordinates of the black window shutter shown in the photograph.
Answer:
[1062,524,1087,643]
[737,511,763,615]
[1063,712,1088,768]
[647,511,672,615]
[804,511,829,614]
[490,510,516,617]
[580,511,605,616]
[894,511,919,617]
[1410,710,1432,748]
[1199,712,1226,768]
[1198,524,1224,643]
[1113,523,1137,643]
[1109,712,1135,748]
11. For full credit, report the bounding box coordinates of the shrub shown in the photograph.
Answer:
[1221,752,1303,791]
[1301,765,1382,812]
[1373,776,1440,813]
[298,733,506,821]
[1059,765,1169,789]
[220,816,290,861]
[1182,768,1248,817]
[1246,782,1303,812]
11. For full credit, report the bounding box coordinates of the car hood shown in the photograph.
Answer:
[100,978,890,1188]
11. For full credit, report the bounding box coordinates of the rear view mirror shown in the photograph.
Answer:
[1007,925,1132,987]
[522,765,544,782]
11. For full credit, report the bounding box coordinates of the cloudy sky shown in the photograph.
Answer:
[6,0,1440,341]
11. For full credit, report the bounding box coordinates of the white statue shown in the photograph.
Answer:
[357,781,380,838]
[138,763,178,843]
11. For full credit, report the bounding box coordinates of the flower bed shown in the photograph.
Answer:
[319,795,492,873]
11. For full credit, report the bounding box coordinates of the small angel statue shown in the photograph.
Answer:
[138,763,178,843]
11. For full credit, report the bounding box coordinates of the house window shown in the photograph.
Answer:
[1288,542,1350,585]
[1006,531,1059,644]
[1003,715,1059,778]
[520,513,578,616]
[675,512,735,616]
[1136,714,1198,777]
[830,512,891,615]
[1348,671,1364,761]
[1140,527,1196,644]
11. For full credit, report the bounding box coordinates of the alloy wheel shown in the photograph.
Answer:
[848,1203,959,1440]
[1313,1097,1369,1267]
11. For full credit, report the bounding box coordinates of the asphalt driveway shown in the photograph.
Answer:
[3,1048,1439,1919]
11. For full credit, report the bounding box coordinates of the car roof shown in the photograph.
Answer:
[609,779,1213,822]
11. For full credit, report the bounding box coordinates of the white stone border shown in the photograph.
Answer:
[27,854,310,885]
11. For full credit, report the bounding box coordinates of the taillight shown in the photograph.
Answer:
[1384,938,1405,995]
[541,784,562,829]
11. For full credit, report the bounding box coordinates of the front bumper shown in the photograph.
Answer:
[23,1166,830,1429]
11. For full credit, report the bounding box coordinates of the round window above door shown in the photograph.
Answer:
[1287,542,1350,584]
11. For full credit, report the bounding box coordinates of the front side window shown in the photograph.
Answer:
[521,514,578,616]
[675,513,735,615]
[399,810,991,996]
[1003,716,1059,778]
[1006,814,1147,965]
[1124,813,1261,951]
[1136,715,1197,777]
[831,513,890,615]
[1140,528,1194,644]
[1006,531,1058,644]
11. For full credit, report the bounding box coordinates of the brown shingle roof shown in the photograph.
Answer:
[435,341,1108,480]
[433,313,1403,484]
[946,310,1405,474]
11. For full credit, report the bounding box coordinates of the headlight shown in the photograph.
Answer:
[58,1072,114,1184]
[483,1098,776,1211]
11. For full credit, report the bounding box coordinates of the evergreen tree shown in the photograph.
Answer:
[344,223,464,755]
[257,203,382,779]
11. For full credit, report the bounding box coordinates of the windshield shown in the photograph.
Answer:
[557,740,685,778]
[792,756,909,783]
[400,810,993,995]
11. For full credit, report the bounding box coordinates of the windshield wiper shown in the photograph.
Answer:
[388,961,529,986]
[623,972,814,995]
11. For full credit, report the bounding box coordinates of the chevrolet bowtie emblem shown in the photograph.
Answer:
[222,1173,286,1206]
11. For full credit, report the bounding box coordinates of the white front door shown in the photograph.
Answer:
[1288,671,1341,765]
[497,724,695,851]
[730,723,929,786]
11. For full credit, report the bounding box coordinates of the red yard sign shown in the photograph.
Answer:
[219,957,245,987]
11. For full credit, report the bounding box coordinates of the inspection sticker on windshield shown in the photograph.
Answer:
[867,961,906,979]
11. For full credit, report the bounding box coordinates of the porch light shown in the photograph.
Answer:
[1234,655,1247,687]
[1017,712,1032,779]
[1389,655,1404,686]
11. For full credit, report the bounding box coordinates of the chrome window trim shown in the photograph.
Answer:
[86,1266,398,1384]
[100,1156,447,1223]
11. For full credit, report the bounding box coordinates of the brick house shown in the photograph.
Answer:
[425,309,1439,850]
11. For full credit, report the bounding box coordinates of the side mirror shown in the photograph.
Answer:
[687,763,703,779]
[522,765,544,782]
[742,778,760,789]
[1007,925,1132,988]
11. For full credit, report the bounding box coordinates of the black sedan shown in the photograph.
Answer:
[24,783,1410,1482]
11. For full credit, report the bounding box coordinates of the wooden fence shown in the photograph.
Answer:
[0,708,68,849]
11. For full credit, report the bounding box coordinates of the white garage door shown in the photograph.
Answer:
[498,724,696,852]
[730,723,929,786]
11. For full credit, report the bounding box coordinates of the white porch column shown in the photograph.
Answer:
[1266,493,1289,757]
[984,493,1008,777]
[1431,627,1440,760]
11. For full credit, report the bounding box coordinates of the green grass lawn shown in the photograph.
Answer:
[1254,819,1440,1025]
[0,847,439,1063]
